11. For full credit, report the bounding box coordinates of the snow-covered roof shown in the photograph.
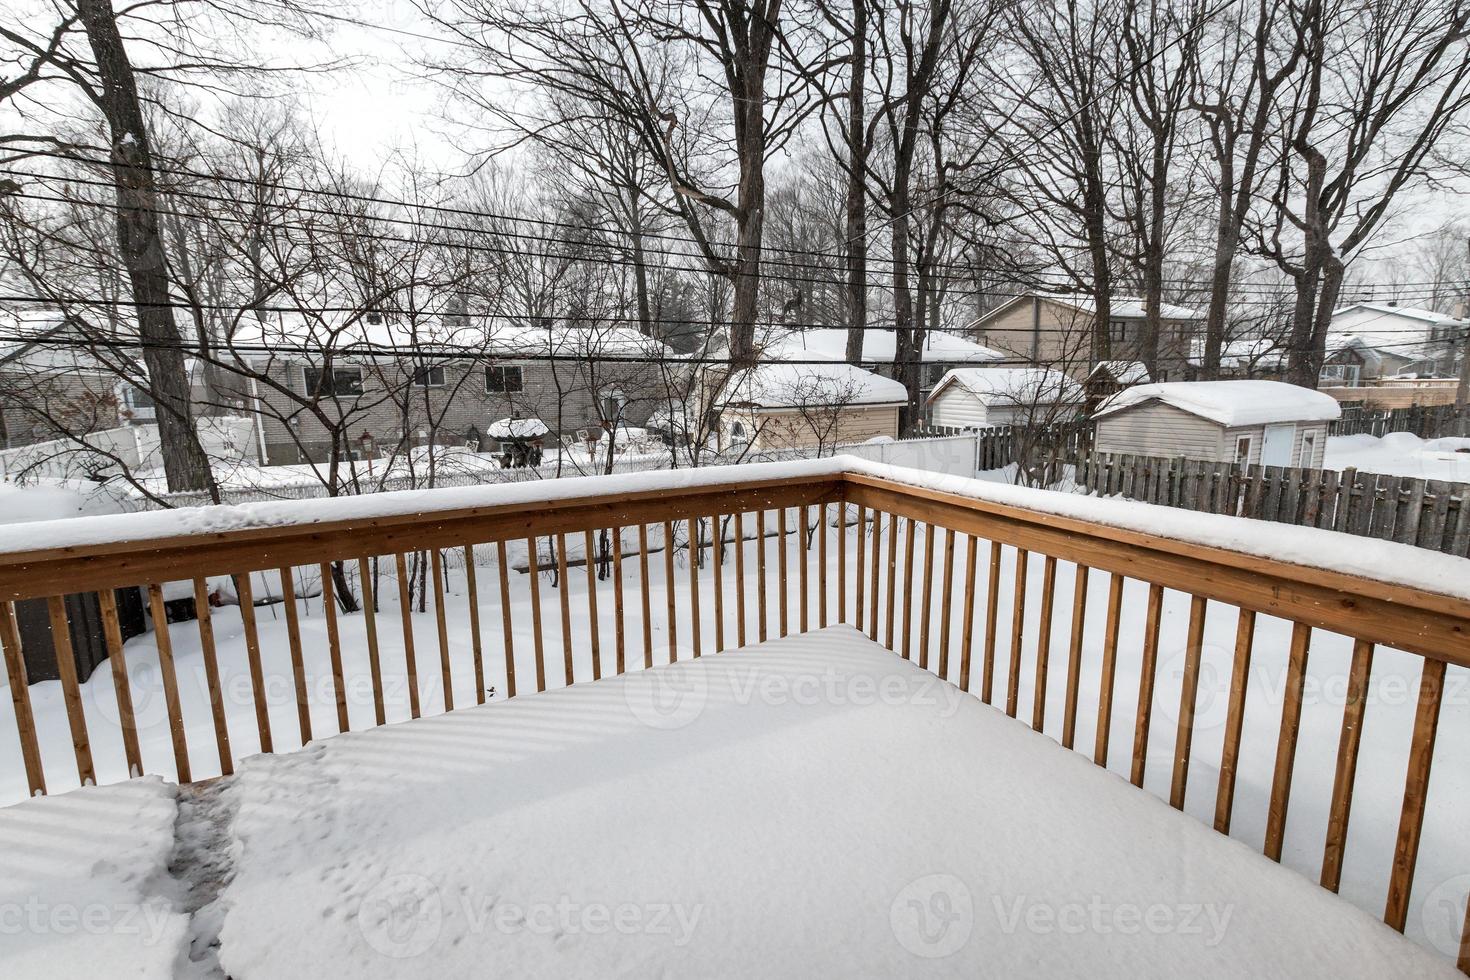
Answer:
[766,328,1005,364]
[1188,336,1289,371]
[1096,380,1342,427]
[928,367,1083,406]
[1327,304,1465,361]
[1088,360,1150,385]
[487,417,549,440]
[969,292,1202,330]
[719,357,908,410]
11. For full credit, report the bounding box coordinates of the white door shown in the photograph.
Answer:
[1260,423,1295,467]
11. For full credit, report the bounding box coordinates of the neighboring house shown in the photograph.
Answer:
[768,328,1005,397]
[964,292,1203,381]
[1094,380,1339,468]
[927,367,1084,429]
[0,311,126,449]
[1323,303,1468,385]
[227,314,679,465]
[1188,335,1291,380]
[1084,361,1150,408]
[712,357,906,452]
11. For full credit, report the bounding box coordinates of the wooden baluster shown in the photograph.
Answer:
[496,542,517,698]
[612,529,627,673]
[147,584,191,781]
[638,524,653,668]
[980,542,1003,704]
[915,524,934,670]
[356,557,386,725]
[584,530,603,678]
[958,535,978,692]
[756,511,768,642]
[938,529,956,681]
[463,547,486,703]
[688,519,703,656]
[525,540,547,692]
[1459,904,1470,975]
[0,601,45,796]
[734,513,747,647]
[712,517,725,653]
[901,519,917,661]
[191,578,234,774]
[777,508,789,638]
[854,504,867,631]
[98,590,143,774]
[867,511,882,642]
[1169,595,1208,809]
[1032,556,1057,732]
[1321,639,1374,892]
[1093,573,1124,767]
[46,596,95,785]
[278,568,315,738]
[430,551,454,711]
[664,521,678,661]
[884,513,899,651]
[393,555,422,717]
[817,504,828,629]
[1006,549,1030,718]
[1384,657,1447,931]
[1062,565,1090,750]
[556,534,575,683]
[799,506,810,634]
[1130,583,1165,787]
[1214,609,1257,834]
[318,565,350,729]
[836,503,846,624]
[1264,622,1312,862]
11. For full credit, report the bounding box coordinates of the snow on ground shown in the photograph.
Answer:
[0,777,190,978]
[1325,433,1470,482]
[202,630,1454,977]
[1,461,1468,967]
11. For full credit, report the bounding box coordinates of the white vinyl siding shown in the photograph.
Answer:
[929,389,995,428]
[1094,403,1222,460]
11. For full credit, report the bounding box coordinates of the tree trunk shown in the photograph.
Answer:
[843,0,868,365]
[76,0,216,496]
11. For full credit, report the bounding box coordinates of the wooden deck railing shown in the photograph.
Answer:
[0,463,1467,971]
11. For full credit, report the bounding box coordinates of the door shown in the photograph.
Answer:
[1260,423,1295,467]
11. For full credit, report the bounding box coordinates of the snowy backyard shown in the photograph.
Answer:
[1,458,1468,976]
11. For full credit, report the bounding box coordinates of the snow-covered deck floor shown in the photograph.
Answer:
[4,627,1458,978]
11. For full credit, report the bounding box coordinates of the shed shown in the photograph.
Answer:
[926,367,1083,428]
[1094,380,1341,468]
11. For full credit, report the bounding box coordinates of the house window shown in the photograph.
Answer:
[411,365,446,388]
[123,386,154,410]
[600,389,627,422]
[304,367,363,397]
[1109,320,1128,343]
[486,365,524,393]
[1299,431,1317,468]
[730,421,748,444]
[1319,363,1361,387]
[1234,435,1252,466]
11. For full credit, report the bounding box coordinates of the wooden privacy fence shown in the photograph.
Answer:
[1075,449,1470,559]
[0,463,1467,972]
[915,421,1094,470]
[1330,402,1469,439]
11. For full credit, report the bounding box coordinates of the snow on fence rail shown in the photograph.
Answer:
[2,459,1469,971]
[1075,449,1470,558]
[1330,403,1469,439]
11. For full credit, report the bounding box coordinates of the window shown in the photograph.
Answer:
[1108,319,1128,343]
[600,389,627,422]
[304,367,363,397]
[123,386,154,410]
[411,365,446,388]
[730,421,748,444]
[1299,431,1317,468]
[1319,363,1361,387]
[486,365,524,393]
[1234,435,1252,466]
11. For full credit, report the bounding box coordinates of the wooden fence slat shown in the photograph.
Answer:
[464,547,486,702]
[854,504,867,632]
[884,512,899,650]
[1214,609,1256,834]
[1032,555,1057,732]
[1398,478,1427,546]
[918,523,936,671]
[279,567,315,736]
[1,601,45,795]
[836,504,846,624]
[816,505,827,628]
[755,512,768,644]
[585,530,603,678]
[1264,622,1312,862]
[689,519,703,656]
[981,541,1002,704]
[901,518,917,661]
[664,521,678,661]
[430,551,455,712]
[191,578,235,773]
[868,511,882,642]
[1452,485,1470,557]
[98,590,142,775]
[777,509,789,639]
[612,529,627,672]
[1130,583,1165,787]
[734,513,747,647]
[1094,573,1125,767]
[316,566,350,731]
[554,534,574,681]
[147,584,192,781]
[1006,548,1029,718]
[1169,595,1208,808]
[356,559,385,724]
[1384,658,1447,932]
[638,524,653,668]
[958,534,978,692]
[1321,639,1374,892]
[526,539,548,691]
[799,506,810,634]
[46,595,95,785]
[938,529,956,681]
[495,542,517,698]
[1062,565,1089,750]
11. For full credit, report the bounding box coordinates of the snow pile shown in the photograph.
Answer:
[1096,380,1342,426]
[1325,433,1470,482]
[206,629,1455,978]
[1089,360,1150,385]
[487,418,550,440]
[932,367,1083,406]
[768,327,1005,364]
[0,479,137,525]
[0,777,189,978]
